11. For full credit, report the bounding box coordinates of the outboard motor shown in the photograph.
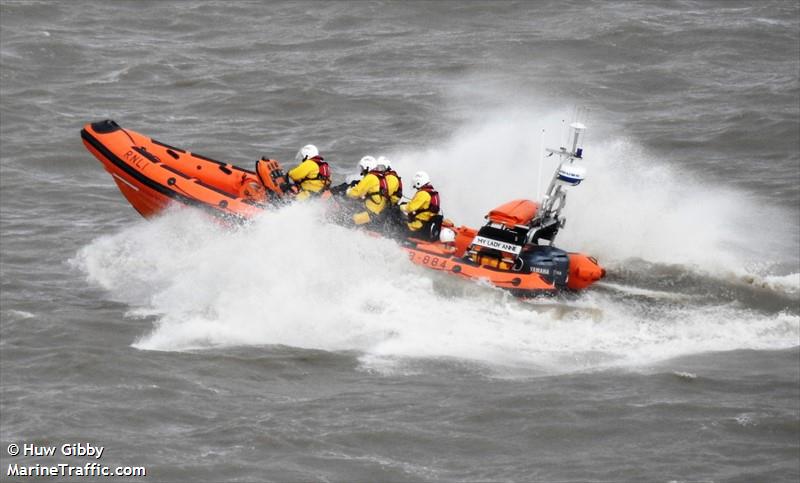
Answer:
[519,245,570,287]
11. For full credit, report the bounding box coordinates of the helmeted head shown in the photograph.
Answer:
[377,156,391,171]
[295,144,319,163]
[413,171,430,189]
[439,227,456,243]
[358,155,377,175]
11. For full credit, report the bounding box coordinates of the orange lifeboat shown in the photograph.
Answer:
[81,120,605,296]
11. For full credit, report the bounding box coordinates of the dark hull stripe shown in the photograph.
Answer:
[159,163,191,179]
[151,138,186,153]
[81,128,243,222]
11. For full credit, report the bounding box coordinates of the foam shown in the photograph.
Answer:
[73,204,799,374]
[739,272,800,296]
[4,310,35,321]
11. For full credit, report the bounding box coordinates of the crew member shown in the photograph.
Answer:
[378,156,403,205]
[376,156,405,234]
[330,155,374,195]
[401,171,440,237]
[346,156,390,225]
[287,144,331,200]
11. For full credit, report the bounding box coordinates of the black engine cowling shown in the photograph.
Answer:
[518,246,570,287]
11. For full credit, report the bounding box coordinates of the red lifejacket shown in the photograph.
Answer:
[307,156,330,186]
[422,185,440,213]
[367,169,390,202]
[410,184,440,218]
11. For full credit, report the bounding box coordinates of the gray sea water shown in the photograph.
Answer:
[1,1,799,482]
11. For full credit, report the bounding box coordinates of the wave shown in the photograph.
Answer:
[72,204,799,374]
[739,272,800,296]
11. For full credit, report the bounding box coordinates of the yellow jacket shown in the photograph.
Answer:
[384,171,402,205]
[288,159,326,194]
[346,173,387,215]
[402,189,435,230]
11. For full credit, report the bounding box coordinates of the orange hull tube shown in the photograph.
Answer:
[405,229,606,294]
[81,120,266,222]
[566,253,606,290]
[404,240,557,294]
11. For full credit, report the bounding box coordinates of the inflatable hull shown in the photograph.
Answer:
[81,120,604,296]
[81,120,268,221]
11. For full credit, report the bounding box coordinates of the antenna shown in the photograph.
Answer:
[526,120,589,246]
[536,128,545,200]
[569,122,586,157]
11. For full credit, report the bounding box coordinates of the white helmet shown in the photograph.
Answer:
[377,156,391,170]
[439,227,456,243]
[358,155,377,174]
[413,171,430,189]
[295,144,319,163]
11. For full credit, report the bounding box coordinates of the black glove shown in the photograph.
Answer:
[330,183,349,195]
